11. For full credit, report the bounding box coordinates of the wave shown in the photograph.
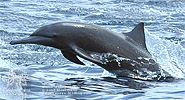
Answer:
[145,29,185,78]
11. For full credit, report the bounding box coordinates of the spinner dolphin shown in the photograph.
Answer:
[10,22,171,80]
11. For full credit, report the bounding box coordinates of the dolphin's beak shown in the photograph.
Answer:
[10,36,54,46]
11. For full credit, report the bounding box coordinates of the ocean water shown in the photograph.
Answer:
[0,0,185,100]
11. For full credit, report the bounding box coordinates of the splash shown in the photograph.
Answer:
[91,53,121,65]
[145,29,185,78]
[0,58,28,100]
[90,52,167,80]
[0,40,28,100]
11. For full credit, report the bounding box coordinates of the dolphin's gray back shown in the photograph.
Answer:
[61,22,151,59]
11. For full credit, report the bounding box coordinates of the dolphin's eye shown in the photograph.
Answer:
[52,33,58,38]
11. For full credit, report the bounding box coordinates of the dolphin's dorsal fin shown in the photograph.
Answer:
[126,22,147,50]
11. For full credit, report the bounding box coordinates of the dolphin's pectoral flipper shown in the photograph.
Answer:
[61,50,85,65]
[70,44,103,64]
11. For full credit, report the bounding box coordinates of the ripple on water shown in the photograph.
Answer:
[0,0,185,100]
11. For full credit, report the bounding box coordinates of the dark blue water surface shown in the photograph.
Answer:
[0,0,185,100]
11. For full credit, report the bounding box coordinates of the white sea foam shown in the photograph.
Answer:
[0,40,27,100]
[145,29,185,78]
